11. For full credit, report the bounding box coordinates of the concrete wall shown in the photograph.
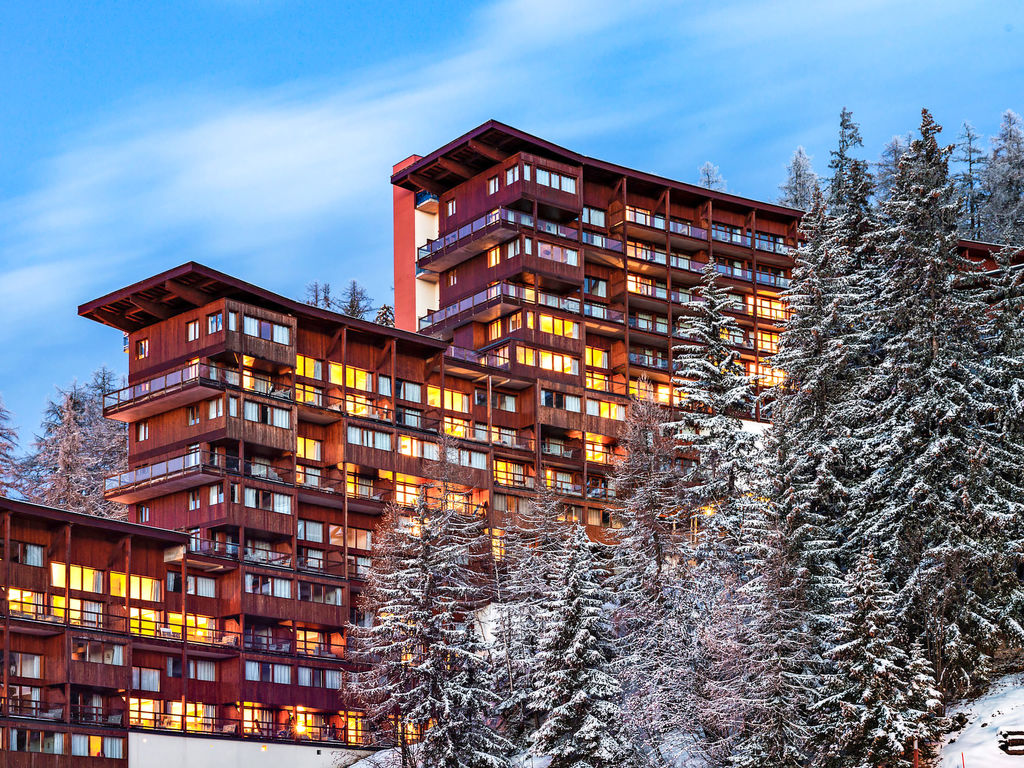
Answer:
[129,732,374,768]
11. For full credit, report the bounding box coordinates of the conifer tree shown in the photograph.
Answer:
[529,525,638,768]
[339,280,375,319]
[814,552,941,768]
[875,133,911,201]
[490,483,568,747]
[610,393,683,607]
[20,368,127,518]
[856,109,1024,697]
[698,162,727,192]
[0,394,19,497]
[729,493,815,768]
[954,121,987,239]
[375,304,396,327]
[778,146,817,210]
[351,465,508,767]
[981,109,1024,242]
[672,260,757,549]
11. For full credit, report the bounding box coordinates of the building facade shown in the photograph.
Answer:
[4,121,997,765]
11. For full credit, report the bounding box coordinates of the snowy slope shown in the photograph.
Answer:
[940,673,1024,767]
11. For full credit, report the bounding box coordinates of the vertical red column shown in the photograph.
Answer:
[392,155,422,332]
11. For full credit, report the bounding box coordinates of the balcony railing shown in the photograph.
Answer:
[583,303,624,323]
[104,450,223,496]
[243,549,293,568]
[670,254,705,273]
[535,217,578,241]
[417,208,532,260]
[711,227,751,247]
[446,345,511,371]
[669,220,708,240]
[629,352,670,371]
[493,474,534,490]
[104,363,237,411]
[715,263,753,281]
[754,236,791,255]
[581,230,623,252]
[756,271,791,288]
[244,633,294,654]
[3,698,65,720]
[629,316,670,334]
[188,537,240,559]
[541,443,577,459]
[70,704,124,726]
[627,283,668,300]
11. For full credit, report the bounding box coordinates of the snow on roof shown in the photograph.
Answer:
[941,672,1024,767]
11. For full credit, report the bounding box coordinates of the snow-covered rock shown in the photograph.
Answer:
[940,673,1024,767]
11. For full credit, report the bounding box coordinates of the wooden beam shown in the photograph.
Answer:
[409,173,445,197]
[325,327,344,360]
[163,279,209,307]
[436,156,477,180]
[129,296,173,320]
[468,139,508,163]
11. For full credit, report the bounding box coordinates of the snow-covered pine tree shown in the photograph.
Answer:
[610,391,684,608]
[856,109,1024,698]
[981,109,1024,243]
[769,109,877,630]
[875,133,911,201]
[698,162,727,192]
[490,483,569,747]
[813,551,941,768]
[778,146,817,210]
[375,304,396,327]
[19,368,127,518]
[672,259,757,552]
[729,491,815,768]
[0,394,19,497]
[954,121,987,240]
[529,525,639,768]
[350,455,508,767]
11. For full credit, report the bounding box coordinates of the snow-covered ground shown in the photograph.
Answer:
[940,672,1024,767]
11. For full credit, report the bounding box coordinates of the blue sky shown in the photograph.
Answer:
[1,0,1022,443]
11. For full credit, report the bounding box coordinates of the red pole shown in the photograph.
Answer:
[962,752,966,768]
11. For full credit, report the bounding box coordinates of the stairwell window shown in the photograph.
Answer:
[135,339,149,359]
[505,165,519,185]
[446,199,456,217]
[186,320,200,342]
[488,176,499,195]
[136,421,149,442]
[207,312,223,334]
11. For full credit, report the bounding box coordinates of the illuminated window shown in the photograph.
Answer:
[585,346,609,368]
[538,313,579,338]
[346,366,373,392]
[136,421,149,442]
[296,355,322,379]
[586,399,626,421]
[443,416,471,438]
[346,711,365,745]
[585,434,613,464]
[135,339,149,359]
[297,437,322,461]
[626,273,665,298]
[494,460,526,487]
[756,331,780,354]
[128,608,161,637]
[50,563,104,593]
[746,362,785,387]
[7,589,43,618]
[488,319,502,342]
[426,386,470,413]
[585,371,610,391]
[745,294,789,321]
[516,347,579,375]
[630,379,672,404]
[296,383,322,406]
[488,528,506,561]
[395,482,419,506]
[111,573,161,601]
[398,435,439,460]
[346,394,372,417]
